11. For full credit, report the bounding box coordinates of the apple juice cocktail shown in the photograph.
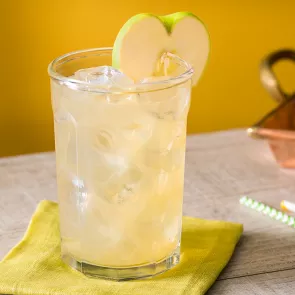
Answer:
[49,12,209,280]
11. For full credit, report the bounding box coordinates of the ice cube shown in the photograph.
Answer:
[156,86,190,120]
[90,150,128,183]
[75,66,134,87]
[94,164,142,205]
[121,113,155,152]
[104,166,143,204]
[138,82,190,120]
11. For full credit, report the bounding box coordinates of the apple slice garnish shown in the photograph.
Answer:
[112,12,210,84]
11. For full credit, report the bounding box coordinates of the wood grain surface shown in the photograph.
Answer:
[1,129,295,294]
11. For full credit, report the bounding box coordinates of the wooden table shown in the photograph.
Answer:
[1,129,295,294]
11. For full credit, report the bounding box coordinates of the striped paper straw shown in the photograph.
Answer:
[240,196,295,228]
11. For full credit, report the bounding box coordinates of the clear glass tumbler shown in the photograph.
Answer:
[48,48,193,280]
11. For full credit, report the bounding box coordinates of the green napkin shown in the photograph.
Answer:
[0,201,242,295]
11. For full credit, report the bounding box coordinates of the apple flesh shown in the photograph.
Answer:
[112,12,210,84]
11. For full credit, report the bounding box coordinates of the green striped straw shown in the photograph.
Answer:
[240,196,295,228]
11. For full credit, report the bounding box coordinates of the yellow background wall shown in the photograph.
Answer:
[2,0,295,157]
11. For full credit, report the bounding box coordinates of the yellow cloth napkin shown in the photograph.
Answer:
[0,201,243,295]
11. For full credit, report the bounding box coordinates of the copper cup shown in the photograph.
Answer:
[248,50,295,168]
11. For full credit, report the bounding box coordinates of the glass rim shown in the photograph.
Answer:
[48,47,194,94]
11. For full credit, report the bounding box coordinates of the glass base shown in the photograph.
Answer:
[62,248,180,281]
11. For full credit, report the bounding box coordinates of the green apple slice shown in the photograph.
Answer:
[112,12,210,84]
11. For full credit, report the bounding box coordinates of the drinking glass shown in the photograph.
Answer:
[48,48,193,280]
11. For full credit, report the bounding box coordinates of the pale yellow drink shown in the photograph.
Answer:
[49,48,193,280]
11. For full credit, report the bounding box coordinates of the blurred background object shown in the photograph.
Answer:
[2,0,295,157]
[248,49,295,168]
